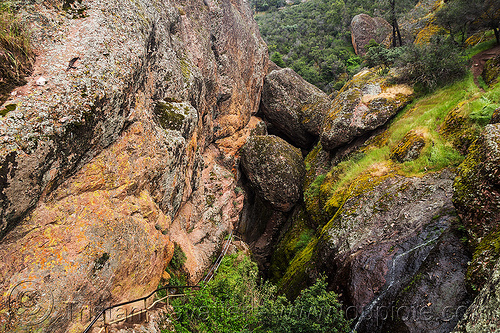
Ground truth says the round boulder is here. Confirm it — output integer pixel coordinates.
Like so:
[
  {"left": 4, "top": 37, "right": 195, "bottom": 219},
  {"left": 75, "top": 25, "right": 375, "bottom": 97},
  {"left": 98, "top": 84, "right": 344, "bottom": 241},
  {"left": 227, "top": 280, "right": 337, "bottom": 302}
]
[
  {"left": 350, "top": 14, "right": 391, "bottom": 56},
  {"left": 241, "top": 135, "right": 305, "bottom": 212},
  {"left": 260, "top": 68, "right": 331, "bottom": 149}
]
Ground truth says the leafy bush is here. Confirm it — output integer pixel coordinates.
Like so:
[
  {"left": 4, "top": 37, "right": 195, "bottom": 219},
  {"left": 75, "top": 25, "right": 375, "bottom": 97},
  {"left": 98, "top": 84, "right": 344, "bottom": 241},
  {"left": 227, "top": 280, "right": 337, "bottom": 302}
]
[
  {"left": 167, "top": 252, "right": 262, "bottom": 333},
  {"left": 396, "top": 38, "right": 469, "bottom": 91},
  {"left": 257, "top": 277, "right": 351, "bottom": 333},
  {"left": 165, "top": 254, "right": 350, "bottom": 333}
]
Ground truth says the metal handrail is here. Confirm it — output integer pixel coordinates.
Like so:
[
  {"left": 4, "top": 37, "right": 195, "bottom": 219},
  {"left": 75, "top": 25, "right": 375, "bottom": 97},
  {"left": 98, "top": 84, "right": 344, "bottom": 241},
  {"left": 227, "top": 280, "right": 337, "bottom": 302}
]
[
  {"left": 82, "top": 285, "right": 200, "bottom": 333},
  {"left": 83, "top": 230, "right": 234, "bottom": 333},
  {"left": 202, "top": 230, "right": 233, "bottom": 284}
]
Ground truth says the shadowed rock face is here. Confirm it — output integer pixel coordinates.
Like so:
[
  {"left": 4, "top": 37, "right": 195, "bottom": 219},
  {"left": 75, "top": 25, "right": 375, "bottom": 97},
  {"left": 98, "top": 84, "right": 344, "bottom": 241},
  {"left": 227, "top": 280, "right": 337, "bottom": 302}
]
[
  {"left": 320, "top": 69, "right": 413, "bottom": 151},
  {"left": 239, "top": 134, "right": 305, "bottom": 271},
  {"left": 260, "top": 68, "right": 332, "bottom": 149},
  {"left": 350, "top": 14, "right": 391, "bottom": 56},
  {"left": 0, "top": 0, "right": 267, "bottom": 331},
  {"left": 280, "top": 169, "right": 472, "bottom": 333}
]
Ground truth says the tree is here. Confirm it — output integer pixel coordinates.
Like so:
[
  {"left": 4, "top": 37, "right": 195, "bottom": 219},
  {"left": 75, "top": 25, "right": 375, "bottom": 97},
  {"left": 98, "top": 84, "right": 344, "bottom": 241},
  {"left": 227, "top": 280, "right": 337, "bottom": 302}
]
[
  {"left": 436, "top": 0, "right": 500, "bottom": 45},
  {"left": 270, "top": 51, "right": 286, "bottom": 68}
]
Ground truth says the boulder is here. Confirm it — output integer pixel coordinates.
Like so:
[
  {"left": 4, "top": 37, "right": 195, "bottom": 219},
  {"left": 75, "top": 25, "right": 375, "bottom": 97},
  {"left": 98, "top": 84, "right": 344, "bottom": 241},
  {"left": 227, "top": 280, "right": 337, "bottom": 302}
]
[
  {"left": 491, "top": 107, "right": 500, "bottom": 124},
  {"left": 350, "top": 14, "right": 392, "bottom": 56},
  {"left": 320, "top": 69, "right": 413, "bottom": 151},
  {"left": 260, "top": 68, "right": 332, "bottom": 149},
  {"left": 280, "top": 169, "right": 472, "bottom": 332},
  {"left": 240, "top": 135, "right": 305, "bottom": 212},
  {"left": 390, "top": 128, "right": 427, "bottom": 163},
  {"left": 482, "top": 54, "right": 500, "bottom": 86},
  {"left": 453, "top": 124, "right": 500, "bottom": 290}
]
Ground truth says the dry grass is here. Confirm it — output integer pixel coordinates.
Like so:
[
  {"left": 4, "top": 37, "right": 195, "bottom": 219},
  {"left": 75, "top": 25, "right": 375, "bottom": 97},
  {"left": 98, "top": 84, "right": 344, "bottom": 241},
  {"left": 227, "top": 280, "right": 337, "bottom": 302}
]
[{"left": 0, "top": 2, "right": 34, "bottom": 105}]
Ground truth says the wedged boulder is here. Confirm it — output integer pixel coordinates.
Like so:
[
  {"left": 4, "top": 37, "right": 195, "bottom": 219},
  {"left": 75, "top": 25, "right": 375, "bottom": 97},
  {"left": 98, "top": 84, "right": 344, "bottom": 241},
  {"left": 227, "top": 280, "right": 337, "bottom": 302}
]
[
  {"left": 350, "top": 14, "right": 391, "bottom": 56},
  {"left": 260, "top": 68, "right": 332, "bottom": 149},
  {"left": 320, "top": 69, "right": 413, "bottom": 151},
  {"left": 453, "top": 124, "right": 500, "bottom": 290},
  {"left": 240, "top": 135, "right": 305, "bottom": 212},
  {"left": 281, "top": 169, "right": 472, "bottom": 332}
]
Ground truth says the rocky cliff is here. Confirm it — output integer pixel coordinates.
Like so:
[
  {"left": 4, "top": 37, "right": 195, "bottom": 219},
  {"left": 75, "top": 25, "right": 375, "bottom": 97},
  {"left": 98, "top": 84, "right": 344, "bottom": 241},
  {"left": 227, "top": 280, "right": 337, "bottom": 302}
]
[{"left": 0, "top": 0, "right": 267, "bottom": 331}]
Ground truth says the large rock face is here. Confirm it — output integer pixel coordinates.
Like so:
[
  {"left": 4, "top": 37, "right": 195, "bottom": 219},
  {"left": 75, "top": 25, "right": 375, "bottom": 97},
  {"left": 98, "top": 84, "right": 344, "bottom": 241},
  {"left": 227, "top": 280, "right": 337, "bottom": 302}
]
[
  {"left": 260, "top": 68, "right": 332, "bottom": 148},
  {"left": 320, "top": 69, "right": 413, "bottom": 151},
  {"left": 280, "top": 169, "right": 472, "bottom": 333},
  {"left": 453, "top": 124, "right": 500, "bottom": 290},
  {"left": 453, "top": 259, "right": 500, "bottom": 333},
  {"left": 0, "top": 0, "right": 267, "bottom": 331},
  {"left": 350, "top": 14, "right": 392, "bottom": 56}
]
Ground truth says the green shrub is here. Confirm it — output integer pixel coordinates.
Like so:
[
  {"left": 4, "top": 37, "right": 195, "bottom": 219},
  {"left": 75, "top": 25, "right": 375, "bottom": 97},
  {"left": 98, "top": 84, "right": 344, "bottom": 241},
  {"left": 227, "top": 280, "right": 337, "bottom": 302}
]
[
  {"left": 167, "top": 252, "right": 262, "bottom": 333},
  {"left": 396, "top": 38, "right": 469, "bottom": 92},
  {"left": 257, "top": 277, "right": 351, "bottom": 333},
  {"left": 170, "top": 243, "right": 187, "bottom": 270}
]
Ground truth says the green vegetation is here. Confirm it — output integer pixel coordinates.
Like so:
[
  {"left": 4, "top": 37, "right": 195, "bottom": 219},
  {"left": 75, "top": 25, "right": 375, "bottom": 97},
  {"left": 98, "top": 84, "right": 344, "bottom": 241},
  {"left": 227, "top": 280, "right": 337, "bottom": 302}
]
[
  {"left": 170, "top": 243, "right": 187, "bottom": 271},
  {"left": 0, "top": 2, "right": 34, "bottom": 105},
  {"left": 254, "top": 0, "right": 419, "bottom": 92},
  {"left": 259, "top": 277, "right": 351, "bottom": 333},
  {"left": 164, "top": 252, "right": 349, "bottom": 333}
]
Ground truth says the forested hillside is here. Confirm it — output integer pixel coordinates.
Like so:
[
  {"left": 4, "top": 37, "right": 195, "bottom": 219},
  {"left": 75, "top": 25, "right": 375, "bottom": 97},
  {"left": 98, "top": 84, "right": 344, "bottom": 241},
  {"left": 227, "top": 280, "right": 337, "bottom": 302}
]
[{"left": 254, "top": 0, "right": 419, "bottom": 92}]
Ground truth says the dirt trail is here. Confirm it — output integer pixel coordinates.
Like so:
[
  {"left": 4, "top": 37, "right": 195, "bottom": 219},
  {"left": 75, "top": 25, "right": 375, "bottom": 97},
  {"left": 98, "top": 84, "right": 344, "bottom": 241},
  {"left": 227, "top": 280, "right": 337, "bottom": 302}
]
[{"left": 471, "top": 44, "right": 500, "bottom": 88}]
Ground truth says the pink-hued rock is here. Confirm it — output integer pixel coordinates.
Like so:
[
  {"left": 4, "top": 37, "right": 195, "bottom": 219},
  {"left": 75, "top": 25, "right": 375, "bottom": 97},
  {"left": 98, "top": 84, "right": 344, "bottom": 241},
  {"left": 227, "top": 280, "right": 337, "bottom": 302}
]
[
  {"left": 351, "top": 14, "right": 391, "bottom": 56},
  {"left": 0, "top": 0, "right": 268, "bottom": 331}
]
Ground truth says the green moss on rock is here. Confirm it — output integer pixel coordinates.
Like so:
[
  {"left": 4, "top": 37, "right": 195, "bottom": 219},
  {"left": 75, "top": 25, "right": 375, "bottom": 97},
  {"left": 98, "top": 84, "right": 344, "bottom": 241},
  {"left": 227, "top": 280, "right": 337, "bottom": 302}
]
[
  {"left": 390, "top": 128, "right": 426, "bottom": 163},
  {"left": 154, "top": 101, "right": 186, "bottom": 131},
  {"left": 482, "top": 55, "right": 500, "bottom": 86}
]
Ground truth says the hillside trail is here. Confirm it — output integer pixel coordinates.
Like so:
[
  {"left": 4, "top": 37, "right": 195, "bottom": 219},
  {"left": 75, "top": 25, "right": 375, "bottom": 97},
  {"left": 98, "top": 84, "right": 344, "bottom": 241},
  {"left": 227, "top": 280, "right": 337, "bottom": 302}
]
[{"left": 471, "top": 44, "right": 500, "bottom": 89}]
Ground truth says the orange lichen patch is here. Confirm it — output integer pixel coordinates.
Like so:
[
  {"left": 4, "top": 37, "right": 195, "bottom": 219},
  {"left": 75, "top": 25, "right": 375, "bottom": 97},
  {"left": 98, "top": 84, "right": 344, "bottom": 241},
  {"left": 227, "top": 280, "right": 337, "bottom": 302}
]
[
  {"left": 0, "top": 121, "right": 174, "bottom": 323},
  {"left": 361, "top": 85, "right": 414, "bottom": 104}
]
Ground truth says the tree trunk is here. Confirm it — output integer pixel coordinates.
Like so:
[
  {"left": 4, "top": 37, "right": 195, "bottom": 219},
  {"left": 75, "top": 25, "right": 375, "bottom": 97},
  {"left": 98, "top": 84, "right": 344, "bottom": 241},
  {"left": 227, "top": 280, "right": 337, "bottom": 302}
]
[
  {"left": 392, "top": 0, "right": 397, "bottom": 48},
  {"left": 395, "top": 18, "right": 402, "bottom": 46},
  {"left": 494, "top": 27, "right": 500, "bottom": 45}
]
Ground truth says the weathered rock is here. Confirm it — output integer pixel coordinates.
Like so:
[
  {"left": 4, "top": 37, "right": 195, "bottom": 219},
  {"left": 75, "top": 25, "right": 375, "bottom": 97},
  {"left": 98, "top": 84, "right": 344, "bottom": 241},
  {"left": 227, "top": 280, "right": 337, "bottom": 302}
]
[
  {"left": 453, "top": 259, "right": 500, "bottom": 333},
  {"left": 0, "top": 0, "right": 268, "bottom": 240},
  {"left": 390, "top": 128, "right": 427, "bottom": 163},
  {"left": 240, "top": 135, "right": 305, "bottom": 212},
  {"left": 0, "top": 122, "right": 179, "bottom": 332},
  {"left": 280, "top": 169, "right": 471, "bottom": 332},
  {"left": 0, "top": 0, "right": 268, "bottom": 331},
  {"left": 350, "top": 14, "right": 391, "bottom": 56},
  {"left": 320, "top": 69, "right": 413, "bottom": 151},
  {"left": 260, "top": 68, "right": 331, "bottom": 149},
  {"left": 453, "top": 124, "right": 500, "bottom": 290}
]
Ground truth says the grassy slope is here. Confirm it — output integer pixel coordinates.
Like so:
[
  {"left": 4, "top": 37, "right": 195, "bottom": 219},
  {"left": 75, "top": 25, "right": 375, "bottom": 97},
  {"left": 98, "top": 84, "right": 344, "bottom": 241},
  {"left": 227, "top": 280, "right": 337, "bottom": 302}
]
[{"left": 276, "top": 48, "right": 500, "bottom": 290}]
